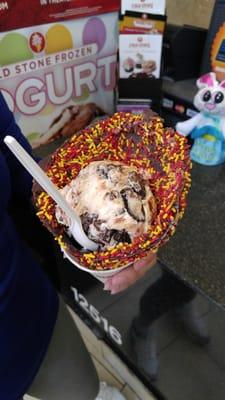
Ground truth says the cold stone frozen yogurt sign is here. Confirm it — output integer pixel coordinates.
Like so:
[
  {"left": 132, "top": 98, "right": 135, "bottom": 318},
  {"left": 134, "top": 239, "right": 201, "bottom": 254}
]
[
  {"left": 0, "top": 13, "right": 118, "bottom": 147},
  {"left": 0, "top": 45, "right": 116, "bottom": 114}
]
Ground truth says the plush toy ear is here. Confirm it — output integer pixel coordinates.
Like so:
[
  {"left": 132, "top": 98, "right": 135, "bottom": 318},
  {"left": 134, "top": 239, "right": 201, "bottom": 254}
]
[
  {"left": 219, "top": 80, "right": 225, "bottom": 89},
  {"left": 196, "top": 72, "right": 217, "bottom": 89}
]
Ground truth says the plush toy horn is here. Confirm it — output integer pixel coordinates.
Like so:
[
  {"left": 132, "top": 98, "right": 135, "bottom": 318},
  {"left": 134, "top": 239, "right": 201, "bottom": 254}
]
[{"left": 196, "top": 72, "right": 217, "bottom": 89}]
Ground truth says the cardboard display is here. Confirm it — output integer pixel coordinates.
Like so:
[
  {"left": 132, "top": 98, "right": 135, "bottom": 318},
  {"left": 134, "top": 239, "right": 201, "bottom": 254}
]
[
  {"left": 0, "top": 1, "right": 120, "bottom": 148},
  {"left": 0, "top": 0, "right": 120, "bottom": 31}
]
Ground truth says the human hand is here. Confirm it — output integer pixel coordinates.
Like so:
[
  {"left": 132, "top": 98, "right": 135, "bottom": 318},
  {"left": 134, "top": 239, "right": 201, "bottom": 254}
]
[{"left": 103, "top": 251, "right": 157, "bottom": 295}]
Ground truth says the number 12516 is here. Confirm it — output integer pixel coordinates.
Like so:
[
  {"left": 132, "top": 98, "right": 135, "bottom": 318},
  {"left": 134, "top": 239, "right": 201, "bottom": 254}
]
[{"left": 71, "top": 286, "right": 123, "bottom": 346}]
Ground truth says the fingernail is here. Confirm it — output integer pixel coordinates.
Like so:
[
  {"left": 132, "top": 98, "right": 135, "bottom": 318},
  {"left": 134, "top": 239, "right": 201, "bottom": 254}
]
[
  {"left": 104, "top": 282, "right": 111, "bottom": 291},
  {"left": 110, "top": 282, "right": 124, "bottom": 295},
  {"left": 110, "top": 288, "right": 119, "bottom": 295}
]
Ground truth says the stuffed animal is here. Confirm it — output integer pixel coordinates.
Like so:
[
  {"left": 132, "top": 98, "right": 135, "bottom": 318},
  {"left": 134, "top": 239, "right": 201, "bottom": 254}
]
[{"left": 176, "top": 72, "right": 225, "bottom": 166}]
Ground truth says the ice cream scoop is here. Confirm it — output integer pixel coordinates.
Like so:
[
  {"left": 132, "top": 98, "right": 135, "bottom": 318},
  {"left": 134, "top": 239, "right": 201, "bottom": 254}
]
[
  {"left": 55, "top": 160, "right": 156, "bottom": 249},
  {"left": 3, "top": 136, "right": 98, "bottom": 251}
]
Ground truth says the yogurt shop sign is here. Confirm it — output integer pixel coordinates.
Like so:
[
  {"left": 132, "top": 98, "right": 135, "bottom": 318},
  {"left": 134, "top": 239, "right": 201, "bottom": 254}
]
[
  {"left": 0, "top": 0, "right": 119, "bottom": 148},
  {"left": 0, "top": 43, "right": 115, "bottom": 113}
]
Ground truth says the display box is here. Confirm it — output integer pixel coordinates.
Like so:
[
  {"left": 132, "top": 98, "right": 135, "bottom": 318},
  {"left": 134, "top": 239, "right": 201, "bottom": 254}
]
[{"left": 118, "top": 4, "right": 165, "bottom": 105}]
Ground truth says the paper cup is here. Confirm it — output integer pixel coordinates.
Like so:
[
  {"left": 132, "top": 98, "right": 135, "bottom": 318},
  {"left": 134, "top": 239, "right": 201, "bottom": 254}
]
[{"left": 62, "top": 248, "right": 132, "bottom": 282}]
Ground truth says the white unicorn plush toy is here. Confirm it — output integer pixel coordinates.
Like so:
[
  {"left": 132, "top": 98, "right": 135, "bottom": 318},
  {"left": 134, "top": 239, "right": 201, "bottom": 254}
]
[{"left": 176, "top": 72, "right": 225, "bottom": 166}]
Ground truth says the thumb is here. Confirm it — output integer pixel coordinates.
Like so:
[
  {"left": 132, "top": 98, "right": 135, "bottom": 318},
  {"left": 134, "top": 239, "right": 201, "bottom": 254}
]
[{"left": 133, "top": 252, "right": 157, "bottom": 273}]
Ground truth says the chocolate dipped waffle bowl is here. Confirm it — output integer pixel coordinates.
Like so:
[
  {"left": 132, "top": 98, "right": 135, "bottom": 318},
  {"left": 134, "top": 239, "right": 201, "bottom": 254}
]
[{"left": 33, "top": 112, "right": 191, "bottom": 272}]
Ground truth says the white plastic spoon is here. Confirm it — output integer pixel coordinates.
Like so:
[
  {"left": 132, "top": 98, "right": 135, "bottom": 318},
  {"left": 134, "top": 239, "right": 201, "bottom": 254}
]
[{"left": 4, "top": 135, "right": 98, "bottom": 251}]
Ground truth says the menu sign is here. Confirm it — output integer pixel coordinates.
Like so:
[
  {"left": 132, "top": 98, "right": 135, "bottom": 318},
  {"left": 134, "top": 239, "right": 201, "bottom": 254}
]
[
  {"left": 0, "top": 1, "right": 119, "bottom": 148},
  {"left": 119, "top": 34, "right": 162, "bottom": 79}
]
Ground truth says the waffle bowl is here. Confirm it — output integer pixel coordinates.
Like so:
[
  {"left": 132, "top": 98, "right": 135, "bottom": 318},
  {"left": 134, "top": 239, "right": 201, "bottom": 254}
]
[{"left": 33, "top": 112, "right": 191, "bottom": 276}]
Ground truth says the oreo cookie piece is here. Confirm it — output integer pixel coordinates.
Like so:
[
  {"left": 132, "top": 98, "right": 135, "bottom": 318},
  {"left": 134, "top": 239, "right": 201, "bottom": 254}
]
[
  {"left": 121, "top": 188, "right": 145, "bottom": 222},
  {"left": 97, "top": 163, "right": 122, "bottom": 182},
  {"left": 80, "top": 212, "right": 131, "bottom": 247},
  {"left": 128, "top": 171, "right": 146, "bottom": 198}
]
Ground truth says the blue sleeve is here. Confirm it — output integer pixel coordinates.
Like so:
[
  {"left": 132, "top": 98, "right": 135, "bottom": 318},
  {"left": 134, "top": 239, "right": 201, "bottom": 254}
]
[{"left": 0, "top": 92, "right": 34, "bottom": 199}]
